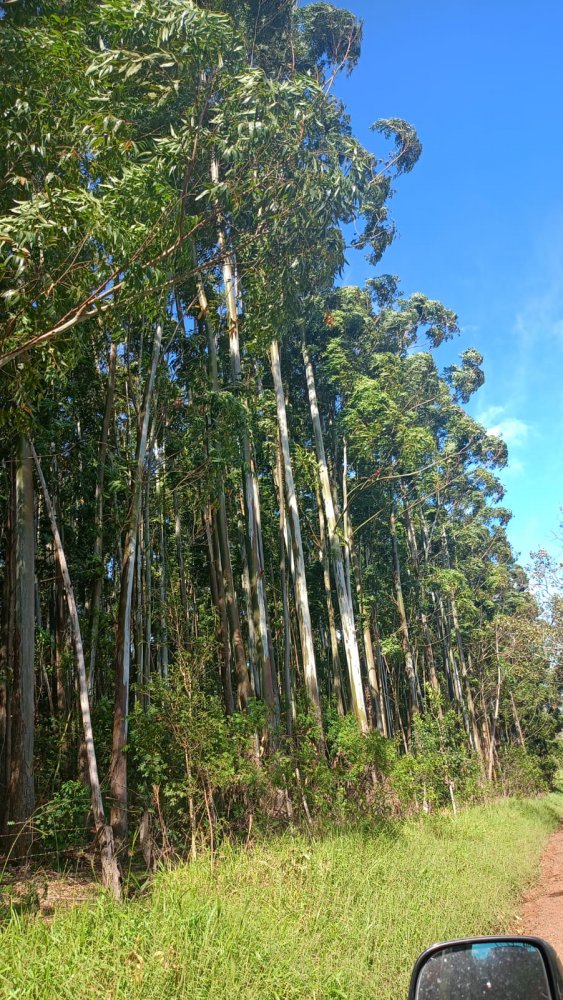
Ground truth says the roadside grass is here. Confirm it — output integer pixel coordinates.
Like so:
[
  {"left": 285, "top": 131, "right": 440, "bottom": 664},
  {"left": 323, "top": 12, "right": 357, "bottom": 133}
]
[{"left": 1, "top": 790, "right": 562, "bottom": 1000}]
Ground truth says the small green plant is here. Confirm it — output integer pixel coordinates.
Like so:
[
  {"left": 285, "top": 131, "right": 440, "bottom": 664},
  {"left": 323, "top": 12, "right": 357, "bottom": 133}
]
[{"left": 34, "top": 781, "right": 91, "bottom": 855}]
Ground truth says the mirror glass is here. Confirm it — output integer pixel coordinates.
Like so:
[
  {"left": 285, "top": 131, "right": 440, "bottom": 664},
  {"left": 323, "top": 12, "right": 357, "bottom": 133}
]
[{"left": 415, "top": 940, "right": 552, "bottom": 1000}]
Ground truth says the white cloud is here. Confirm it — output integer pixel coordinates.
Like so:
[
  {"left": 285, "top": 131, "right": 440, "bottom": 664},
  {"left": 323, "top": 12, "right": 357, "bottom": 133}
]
[
  {"left": 478, "top": 404, "right": 505, "bottom": 425},
  {"left": 487, "top": 417, "right": 530, "bottom": 446},
  {"left": 505, "top": 458, "right": 524, "bottom": 475},
  {"left": 476, "top": 405, "right": 531, "bottom": 446}
]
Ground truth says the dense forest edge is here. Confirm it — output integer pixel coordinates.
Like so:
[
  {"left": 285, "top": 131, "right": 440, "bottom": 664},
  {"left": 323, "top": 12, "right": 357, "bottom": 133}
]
[{"left": 0, "top": 0, "right": 562, "bottom": 900}]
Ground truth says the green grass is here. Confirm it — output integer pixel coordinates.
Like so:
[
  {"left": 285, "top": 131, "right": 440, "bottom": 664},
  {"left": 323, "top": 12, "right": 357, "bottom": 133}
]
[{"left": 1, "top": 791, "right": 562, "bottom": 1000}]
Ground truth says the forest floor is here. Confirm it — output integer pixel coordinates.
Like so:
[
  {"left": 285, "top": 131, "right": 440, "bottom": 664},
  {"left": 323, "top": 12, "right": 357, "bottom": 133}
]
[
  {"left": 1, "top": 793, "right": 562, "bottom": 999},
  {"left": 521, "top": 818, "right": 563, "bottom": 955}
]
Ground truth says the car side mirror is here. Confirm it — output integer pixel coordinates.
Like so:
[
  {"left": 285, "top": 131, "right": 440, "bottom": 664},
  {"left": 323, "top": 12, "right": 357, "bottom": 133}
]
[{"left": 409, "top": 936, "right": 563, "bottom": 999}]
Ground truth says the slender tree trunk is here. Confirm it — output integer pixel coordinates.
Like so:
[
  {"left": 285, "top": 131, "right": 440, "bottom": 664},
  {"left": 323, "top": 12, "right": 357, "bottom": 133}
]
[
  {"left": 280, "top": 497, "right": 293, "bottom": 735},
  {"left": 2, "top": 472, "right": 14, "bottom": 831},
  {"left": 143, "top": 477, "right": 152, "bottom": 697},
  {"left": 450, "top": 595, "right": 482, "bottom": 756},
  {"left": 173, "top": 489, "right": 189, "bottom": 620},
  {"left": 30, "top": 442, "right": 121, "bottom": 897},
  {"left": 205, "top": 505, "right": 235, "bottom": 715},
  {"left": 208, "top": 167, "right": 276, "bottom": 716},
  {"left": 488, "top": 627, "right": 502, "bottom": 782},
  {"left": 5, "top": 435, "right": 36, "bottom": 843},
  {"left": 390, "top": 507, "right": 418, "bottom": 722},
  {"left": 110, "top": 324, "right": 162, "bottom": 846},
  {"left": 192, "top": 245, "right": 252, "bottom": 710},
  {"left": 341, "top": 438, "right": 354, "bottom": 610},
  {"left": 402, "top": 500, "right": 442, "bottom": 711},
  {"left": 372, "top": 610, "right": 390, "bottom": 738},
  {"left": 88, "top": 340, "right": 117, "bottom": 699},
  {"left": 439, "top": 526, "right": 481, "bottom": 755},
  {"left": 303, "top": 346, "right": 367, "bottom": 731},
  {"left": 349, "top": 538, "right": 384, "bottom": 734},
  {"left": 240, "top": 529, "right": 260, "bottom": 697},
  {"left": 134, "top": 524, "right": 144, "bottom": 706},
  {"left": 216, "top": 492, "right": 253, "bottom": 710},
  {"left": 273, "top": 437, "right": 295, "bottom": 729},
  {"left": 154, "top": 441, "right": 168, "bottom": 680},
  {"left": 316, "top": 488, "right": 344, "bottom": 717},
  {"left": 270, "top": 338, "right": 322, "bottom": 730},
  {"left": 510, "top": 693, "right": 525, "bottom": 747}
]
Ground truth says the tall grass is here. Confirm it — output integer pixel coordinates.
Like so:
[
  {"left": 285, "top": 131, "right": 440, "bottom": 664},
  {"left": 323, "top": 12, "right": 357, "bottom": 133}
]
[{"left": 1, "top": 792, "right": 562, "bottom": 1000}]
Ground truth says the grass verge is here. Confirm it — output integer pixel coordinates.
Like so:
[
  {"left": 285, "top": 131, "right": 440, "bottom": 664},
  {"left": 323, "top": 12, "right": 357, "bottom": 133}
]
[{"left": 1, "top": 790, "right": 562, "bottom": 1000}]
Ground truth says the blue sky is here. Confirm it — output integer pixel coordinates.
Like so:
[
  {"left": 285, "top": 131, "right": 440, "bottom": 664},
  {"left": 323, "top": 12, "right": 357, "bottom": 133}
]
[{"left": 332, "top": 0, "right": 563, "bottom": 565}]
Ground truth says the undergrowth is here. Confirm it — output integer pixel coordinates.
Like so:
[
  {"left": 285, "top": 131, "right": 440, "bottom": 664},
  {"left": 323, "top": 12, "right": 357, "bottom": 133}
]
[{"left": 1, "top": 788, "right": 562, "bottom": 1000}]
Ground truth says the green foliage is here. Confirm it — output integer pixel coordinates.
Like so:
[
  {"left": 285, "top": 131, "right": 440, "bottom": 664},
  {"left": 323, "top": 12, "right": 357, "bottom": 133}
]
[
  {"left": 34, "top": 781, "right": 91, "bottom": 854},
  {"left": 392, "top": 708, "right": 481, "bottom": 810},
  {"left": 128, "top": 662, "right": 263, "bottom": 847},
  {"left": 497, "top": 745, "right": 561, "bottom": 796}
]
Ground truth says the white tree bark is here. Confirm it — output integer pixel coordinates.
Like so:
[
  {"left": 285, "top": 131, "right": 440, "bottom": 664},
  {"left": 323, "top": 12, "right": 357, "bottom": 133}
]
[
  {"left": 30, "top": 441, "right": 121, "bottom": 898},
  {"left": 303, "top": 347, "right": 368, "bottom": 732},
  {"left": 110, "top": 323, "right": 162, "bottom": 844},
  {"left": 270, "top": 338, "right": 322, "bottom": 729},
  {"left": 209, "top": 162, "right": 276, "bottom": 717}
]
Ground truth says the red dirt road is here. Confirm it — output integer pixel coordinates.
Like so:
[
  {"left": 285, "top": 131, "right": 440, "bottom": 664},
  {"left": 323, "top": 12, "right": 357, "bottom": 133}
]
[{"left": 521, "top": 823, "right": 563, "bottom": 959}]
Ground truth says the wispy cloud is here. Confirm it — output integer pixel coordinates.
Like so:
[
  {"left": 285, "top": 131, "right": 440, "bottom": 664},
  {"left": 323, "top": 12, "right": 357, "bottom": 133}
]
[
  {"left": 475, "top": 406, "right": 531, "bottom": 476},
  {"left": 487, "top": 417, "right": 530, "bottom": 446},
  {"left": 505, "top": 457, "right": 524, "bottom": 476},
  {"left": 477, "top": 405, "right": 530, "bottom": 445}
]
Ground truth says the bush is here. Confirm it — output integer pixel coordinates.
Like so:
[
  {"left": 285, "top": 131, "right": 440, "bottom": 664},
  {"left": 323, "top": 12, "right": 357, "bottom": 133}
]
[
  {"left": 390, "top": 707, "right": 481, "bottom": 811},
  {"left": 127, "top": 660, "right": 264, "bottom": 852},
  {"left": 496, "top": 745, "right": 553, "bottom": 796},
  {"left": 34, "top": 781, "right": 91, "bottom": 854}
]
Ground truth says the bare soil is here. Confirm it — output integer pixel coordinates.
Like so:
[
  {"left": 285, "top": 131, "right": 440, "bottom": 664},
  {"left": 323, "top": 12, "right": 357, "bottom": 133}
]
[
  {"left": 520, "top": 822, "right": 563, "bottom": 958},
  {"left": 1, "top": 867, "right": 100, "bottom": 918}
]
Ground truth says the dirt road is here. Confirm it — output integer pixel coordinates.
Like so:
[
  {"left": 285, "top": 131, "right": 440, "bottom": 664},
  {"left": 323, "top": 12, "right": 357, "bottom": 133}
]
[{"left": 521, "top": 823, "right": 563, "bottom": 958}]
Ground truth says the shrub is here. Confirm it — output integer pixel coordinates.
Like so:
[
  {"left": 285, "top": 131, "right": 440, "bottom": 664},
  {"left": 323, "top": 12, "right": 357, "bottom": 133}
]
[{"left": 34, "top": 781, "right": 91, "bottom": 854}]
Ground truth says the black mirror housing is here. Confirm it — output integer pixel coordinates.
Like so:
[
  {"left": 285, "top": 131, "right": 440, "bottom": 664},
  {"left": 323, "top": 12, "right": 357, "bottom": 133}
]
[{"left": 409, "top": 936, "right": 563, "bottom": 1000}]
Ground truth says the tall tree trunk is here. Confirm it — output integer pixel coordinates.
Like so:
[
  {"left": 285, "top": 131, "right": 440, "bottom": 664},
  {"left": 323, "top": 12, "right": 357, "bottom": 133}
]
[
  {"left": 303, "top": 346, "right": 367, "bottom": 731},
  {"left": 390, "top": 507, "right": 418, "bottom": 723},
  {"left": 30, "top": 441, "right": 121, "bottom": 897},
  {"left": 280, "top": 491, "right": 294, "bottom": 735},
  {"left": 192, "top": 243, "right": 253, "bottom": 710},
  {"left": 208, "top": 167, "right": 276, "bottom": 718},
  {"left": 270, "top": 338, "right": 322, "bottom": 730},
  {"left": 5, "top": 435, "right": 36, "bottom": 843},
  {"left": 154, "top": 441, "right": 168, "bottom": 680},
  {"left": 205, "top": 505, "right": 235, "bottom": 715},
  {"left": 402, "top": 499, "right": 442, "bottom": 710},
  {"left": 488, "top": 626, "right": 502, "bottom": 782},
  {"left": 143, "top": 477, "right": 152, "bottom": 697},
  {"left": 315, "top": 486, "right": 344, "bottom": 717},
  {"left": 88, "top": 339, "right": 117, "bottom": 699},
  {"left": 134, "top": 524, "right": 144, "bottom": 707},
  {"left": 2, "top": 463, "right": 15, "bottom": 831},
  {"left": 510, "top": 693, "right": 525, "bottom": 747},
  {"left": 349, "top": 538, "right": 385, "bottom": 734},
  {"left": 273, "top": 436, "right": 296, "bottom": 729},
  {"left": 110, "top": 323, "right": 162, "bottom": 847},
  {"left": 440, "top": 526, "right": 482, "bottom": 756},
  {"left": 173, "top": 489, "right": 189, "bottom": 620},
  {"left": 341, "top": 438, "right": 354, "bottom": 610},
  {"left": 372, "top": 610, "right": 391, "bottom": 738}
]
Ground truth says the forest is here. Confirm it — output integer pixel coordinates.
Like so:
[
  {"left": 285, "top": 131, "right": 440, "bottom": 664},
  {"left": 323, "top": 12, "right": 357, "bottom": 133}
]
[{"left": 1, "top": 0, "right": 562, "bottom": 900}]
